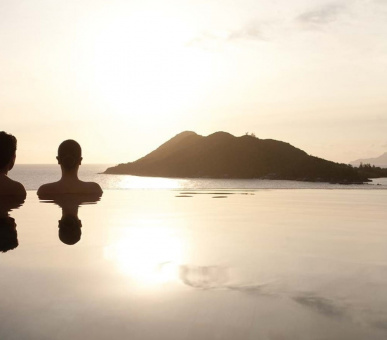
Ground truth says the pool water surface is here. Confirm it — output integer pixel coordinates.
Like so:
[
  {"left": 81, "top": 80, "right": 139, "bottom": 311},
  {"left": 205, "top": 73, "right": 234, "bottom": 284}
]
[{"left": 1, "top": 189, "right": 387, "bottom": 340}]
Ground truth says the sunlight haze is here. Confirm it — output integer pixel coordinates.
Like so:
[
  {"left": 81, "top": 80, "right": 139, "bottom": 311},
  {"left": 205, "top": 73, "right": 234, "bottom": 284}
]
[{"left": 1, "top": 0, "right": 387, "bottom": 164}]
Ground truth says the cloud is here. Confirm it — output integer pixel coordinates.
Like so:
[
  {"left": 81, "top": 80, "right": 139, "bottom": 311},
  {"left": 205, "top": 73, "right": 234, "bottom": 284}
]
[
  {"left": 373, "top": 320, "right": 387, "bottom": 331},
  {"left": 188, "top": 2, "right": 347, "bottom": 49},
  {"left": 297, "top": 3, "right": 346, "bottom": 27},
  {"left": 186, "top": 31, "right": 225, "bottom": 50},
  {"left": 293, "top": 294, "right": 346, "bottom": 319},
  {"left": 188, "top": 2, "right": 352, "bottom": 49},
  {"left": 227, "top": 22, "right": 265, "bottom": 41},
  {"left": 186, "top": 21, "right": 266, "bottom": 49}
]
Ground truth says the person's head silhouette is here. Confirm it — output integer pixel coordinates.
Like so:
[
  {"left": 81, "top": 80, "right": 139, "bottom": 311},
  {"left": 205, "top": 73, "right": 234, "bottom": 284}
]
[
  {"left": 57, "top": 140, "right": 83, "bottom": 171},
  {"left": 0, "top": 132, "right": 17, "bottom": 173},
  {"left": 0, "top": 132, "right": 26, "bottom": 197}
]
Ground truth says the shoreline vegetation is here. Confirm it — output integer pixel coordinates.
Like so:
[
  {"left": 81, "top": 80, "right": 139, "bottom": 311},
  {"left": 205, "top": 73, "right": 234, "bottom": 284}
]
[{"left": 103, "top": 131, "right": 387, "bottom": 184}]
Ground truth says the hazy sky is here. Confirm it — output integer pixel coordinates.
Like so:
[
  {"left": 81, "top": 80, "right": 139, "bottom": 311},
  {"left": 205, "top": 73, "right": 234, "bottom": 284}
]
[{"left": 2, "top": 0, "right": 387, "bottom": 164}]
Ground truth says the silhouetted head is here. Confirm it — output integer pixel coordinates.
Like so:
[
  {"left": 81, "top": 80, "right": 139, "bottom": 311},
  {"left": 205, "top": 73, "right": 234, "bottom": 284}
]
[
  {"left": 58, "top": 215, "right": 82, "bottom": 245},
  {"left": 57, "top": 140, "right": 82, "bottom": 171},
  {"left": 0, "top": 131, "right": 17, "bottom": 172},
  {"left": 0, "top": 217, "right": 18, "bottom": 252}
]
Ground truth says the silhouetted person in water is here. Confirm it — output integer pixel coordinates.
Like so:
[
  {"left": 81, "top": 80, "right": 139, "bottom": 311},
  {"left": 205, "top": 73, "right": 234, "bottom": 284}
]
[
  {"left": 37, "top": 140, "right": 103, "bottom": 195},
  {"left": 0, "top": 132, "right": 26, "bottom": 198}
]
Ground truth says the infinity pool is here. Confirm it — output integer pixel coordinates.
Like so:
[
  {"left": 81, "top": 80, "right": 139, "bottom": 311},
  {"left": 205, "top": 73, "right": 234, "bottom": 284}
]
[{"left": 1, "top": 190, "right": 387, "bottom": 340}]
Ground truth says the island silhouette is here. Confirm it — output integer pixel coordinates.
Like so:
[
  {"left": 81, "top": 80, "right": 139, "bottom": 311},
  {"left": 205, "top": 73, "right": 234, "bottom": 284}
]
[
  {"left": 350, "top": 152, "right": 387, "bottom": 168},
  {"left": 104, "top": 131, "right": 370, "bottom": 184}
]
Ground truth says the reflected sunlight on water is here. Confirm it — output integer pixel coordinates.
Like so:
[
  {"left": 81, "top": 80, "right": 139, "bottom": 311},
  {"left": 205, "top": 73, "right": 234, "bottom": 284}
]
[
  {"left": 114, "top": 176, "right": 182, "bottom": 190},
  {"left": 103, "top": 220, "right": 184, "bottom": 286}
]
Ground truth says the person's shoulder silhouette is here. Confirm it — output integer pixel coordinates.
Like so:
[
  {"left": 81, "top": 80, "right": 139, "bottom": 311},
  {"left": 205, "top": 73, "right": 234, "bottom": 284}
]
[
  {"left": 37, "top": 140, "right": 103, "bottom": 196},
  {"left": 0, "top": 132, "right": 26, "bottom": 198}
]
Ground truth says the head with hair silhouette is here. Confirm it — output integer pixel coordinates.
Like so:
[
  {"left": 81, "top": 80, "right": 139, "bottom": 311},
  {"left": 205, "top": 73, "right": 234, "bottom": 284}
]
[
  {"left": 0, "top": 131, "right": 17, "bottom": 173},
  {"left": 58, "top": 215, "right": 82, "bottom": 245},
  {"left": 57, "top": 140, "right": 82, "bottom": 171},
  {"left": 0, "top": 132, "right": 26, "bottom": 198}
]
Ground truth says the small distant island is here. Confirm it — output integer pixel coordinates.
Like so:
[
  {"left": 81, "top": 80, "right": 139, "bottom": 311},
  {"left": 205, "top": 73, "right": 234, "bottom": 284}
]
[
  {"left": 350, "top": 152, "right": 387, "bottom": 168},
  {"left": 104, "top": 131, "right": 384, "bottom": 184}
]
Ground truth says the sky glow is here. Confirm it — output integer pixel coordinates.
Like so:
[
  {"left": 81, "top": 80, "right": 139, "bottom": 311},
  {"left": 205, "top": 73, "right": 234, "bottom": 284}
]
[{"left": 1, "top": 0, "right": 387, "bottom": 164}]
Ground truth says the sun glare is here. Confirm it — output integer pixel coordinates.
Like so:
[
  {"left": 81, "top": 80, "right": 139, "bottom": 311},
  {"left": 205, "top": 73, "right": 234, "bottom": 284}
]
[
  {"left": 78, "top": 9, "right": 214, "bottom": 123},
  {"left": 104, "top": 222, "right": 184, "bottom": 287},
  {"left": 114, "top": 176, "right": 181, "bottom": 189}
]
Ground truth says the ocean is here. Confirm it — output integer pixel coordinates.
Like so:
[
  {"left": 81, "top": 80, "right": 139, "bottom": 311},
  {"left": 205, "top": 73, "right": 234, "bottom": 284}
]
[{"left": 10, "top": 164, "right": 387, "bottom": 190}]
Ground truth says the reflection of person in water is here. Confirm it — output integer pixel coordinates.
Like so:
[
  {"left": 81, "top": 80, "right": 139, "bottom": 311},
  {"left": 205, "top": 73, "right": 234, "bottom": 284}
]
[
  {"left": 0, "top": 196, "right": 24, "bottom": 253},
  {"left": 58, "top": 196, "right": 83, "bottom": 245},
  {"left": 37, "top": 140, "right": 103, "bottom": 195},
  {"left": 39, "top": 194, "right": 101, "bottom": 246},
  {"left": 0, "top": 131, "right": 26, "bottom": 198}
]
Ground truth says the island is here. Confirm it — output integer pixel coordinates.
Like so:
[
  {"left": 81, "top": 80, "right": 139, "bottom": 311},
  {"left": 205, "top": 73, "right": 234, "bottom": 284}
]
[
  {"left": 350, "top": 152, "right": 387, "bottom": 168},
  {"left": 104, "top": 131, "right": 370, "bottom": 184}
]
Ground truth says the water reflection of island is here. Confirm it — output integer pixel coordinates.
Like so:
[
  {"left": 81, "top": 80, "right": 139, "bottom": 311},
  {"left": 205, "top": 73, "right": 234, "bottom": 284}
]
[
  {"left": 38, "top": 194, "right": 101, "bottom": 246},
  {"left": 0, "top": 196, "right": 25, "bottom": 253}
]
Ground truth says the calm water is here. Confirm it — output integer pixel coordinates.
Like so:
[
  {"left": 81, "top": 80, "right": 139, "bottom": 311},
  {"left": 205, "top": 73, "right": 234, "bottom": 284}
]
[
  {"left": 1, "top": 189, "right": 387, "bottom": 339},
  {"left": 10, "top": 164, "right": 387, "bottom": 190}
]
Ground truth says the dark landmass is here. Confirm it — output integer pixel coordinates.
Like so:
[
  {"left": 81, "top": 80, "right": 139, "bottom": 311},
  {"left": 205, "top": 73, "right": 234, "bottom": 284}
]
[
  {"left": 355, "top": 163, "right": 387, "bottom": 179},
  {"left": 104, "top": 131, "right": 371, "bottom": 184},
  {"left": 350, "top": 152, "right": 387, "bottom": 168}
]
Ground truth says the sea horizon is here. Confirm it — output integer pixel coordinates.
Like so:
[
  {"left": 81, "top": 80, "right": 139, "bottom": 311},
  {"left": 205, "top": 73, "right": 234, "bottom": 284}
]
[{"left": 9, "top": 164, "right": 387, "bottom": 191}]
